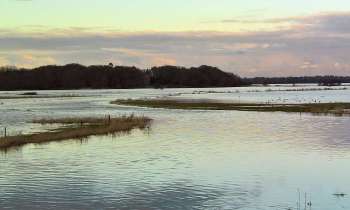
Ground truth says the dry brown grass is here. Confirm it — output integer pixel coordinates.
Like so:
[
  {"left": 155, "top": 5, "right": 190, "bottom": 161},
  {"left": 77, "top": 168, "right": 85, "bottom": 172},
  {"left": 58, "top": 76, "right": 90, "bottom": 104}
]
[{"left": 0, "top": 115, "right": 152, "bottom": 150}]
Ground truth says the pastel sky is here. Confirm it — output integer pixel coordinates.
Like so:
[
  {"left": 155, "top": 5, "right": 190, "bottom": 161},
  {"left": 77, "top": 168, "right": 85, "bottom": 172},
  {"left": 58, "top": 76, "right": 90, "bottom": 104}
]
[{"left": 1, "top": 0, "right": 350, "bottom": 76}]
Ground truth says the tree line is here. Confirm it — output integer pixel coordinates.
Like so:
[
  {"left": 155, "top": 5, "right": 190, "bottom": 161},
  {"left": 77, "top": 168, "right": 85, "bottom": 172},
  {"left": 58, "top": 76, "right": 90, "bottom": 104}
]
[
  {"left": 245, "top": 76, "right": 350, "bottom": 86},
  {"left": 0, "top": 64, "right": 246, "bottom": 90},
  {"left": 1, "top": 64, "right": 348, "bottom": 90}
]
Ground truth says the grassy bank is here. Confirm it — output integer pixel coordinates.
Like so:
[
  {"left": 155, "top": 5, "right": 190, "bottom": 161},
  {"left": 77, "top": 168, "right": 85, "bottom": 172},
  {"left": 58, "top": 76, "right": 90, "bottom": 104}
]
[
  {"left": 113, "top": 99, "right": 350, "bottom": 116},
  {"left": 0, "top": 115, "right": 152, "bottom": 150}
]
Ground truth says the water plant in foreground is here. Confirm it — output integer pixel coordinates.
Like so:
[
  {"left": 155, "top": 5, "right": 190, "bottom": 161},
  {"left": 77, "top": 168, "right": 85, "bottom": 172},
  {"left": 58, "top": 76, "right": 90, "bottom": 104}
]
[{"left": 0, "top": 115, "right": 152, "bottom": 150}]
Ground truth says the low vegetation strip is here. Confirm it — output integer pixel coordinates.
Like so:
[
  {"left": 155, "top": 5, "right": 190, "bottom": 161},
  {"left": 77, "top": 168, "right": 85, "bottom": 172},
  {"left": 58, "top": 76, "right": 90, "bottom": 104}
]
[
  {"left": 0, "top": 115, "right": 152, "bottom": 150},
  {"left": 113, "top": 99, "right": 350, "bottom": 116},
  {"left": 0, "top": 94, "right": 83, "bottom": 100}
]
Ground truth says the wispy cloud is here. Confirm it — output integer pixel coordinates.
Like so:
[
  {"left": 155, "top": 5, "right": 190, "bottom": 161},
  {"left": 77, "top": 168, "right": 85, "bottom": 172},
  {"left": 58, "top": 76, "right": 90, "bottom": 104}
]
[
  {"left": 1, "top": 12, "right": 350, "bottom": 76},
  {"left": 221, "top": 12, "right": 350, "bottom": 34}
]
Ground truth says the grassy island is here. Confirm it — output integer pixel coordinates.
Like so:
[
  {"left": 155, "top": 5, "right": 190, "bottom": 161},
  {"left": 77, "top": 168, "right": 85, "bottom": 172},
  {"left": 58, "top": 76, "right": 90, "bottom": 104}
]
[
  {"left": 113, "top": 99, "right": 350, "bottom": 116},
  {"left": 0, "top": 115, "right": 151, "bottom": 150}
]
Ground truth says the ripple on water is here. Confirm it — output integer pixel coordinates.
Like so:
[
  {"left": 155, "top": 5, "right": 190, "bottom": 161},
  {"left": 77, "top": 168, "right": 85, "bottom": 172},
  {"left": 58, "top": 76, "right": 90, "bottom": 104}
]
[{"left": 1, "top": 88, "right": 350, "bottom": 210}]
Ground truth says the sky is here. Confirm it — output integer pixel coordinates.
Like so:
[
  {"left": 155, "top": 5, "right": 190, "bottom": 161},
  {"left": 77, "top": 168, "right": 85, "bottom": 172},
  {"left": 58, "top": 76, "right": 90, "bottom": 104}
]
[{"left": 1, "top": 0, "right": 350, "bottom": 76}]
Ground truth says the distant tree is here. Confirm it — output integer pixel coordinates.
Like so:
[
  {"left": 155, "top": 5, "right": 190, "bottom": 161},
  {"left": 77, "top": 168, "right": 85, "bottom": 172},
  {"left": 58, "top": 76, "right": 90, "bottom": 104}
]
[
  {"left": 244, "top": 76, "right": 350, "bottom": 85},
  {"left": 0, "top": 64, "right": 248, "bottom": 90},
  {"left": 0, "top": 64, "right": 149, "bottom": 90},
  {"left": 318, "top": 76, "right": 342, "bottom": 86},
  {"left": 0, "top": 66, "right": 18, "bottom": 71},
  {"left": 1, "top": 64, "right": 349, "bottom": 90},
  {"left": 148, "top": 65, "right": 246, "bottom": 88}
]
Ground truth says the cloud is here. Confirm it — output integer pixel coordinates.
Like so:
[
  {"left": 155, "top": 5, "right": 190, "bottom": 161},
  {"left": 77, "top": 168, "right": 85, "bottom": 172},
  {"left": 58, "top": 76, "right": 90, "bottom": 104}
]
[
  {"left": 100, "top": 47, "right": 176, "bottom": 66},
  {"left": 222, "top": 12, "right": 350, "bottom": 35},
  {"left": 0, "top": 56, "right": 10, "bottom": 66},
  {"left": 299, "top": 60, "right": 319, "bottom": 71},
  {"left": 1, "top": 12, "right": 350, "bottom": 76},
  {"left": 20, "top": 53, "right": 56, "bottom": 68},
  {"left": 0, "top": 50, "right": 57, "bottom": 68}
]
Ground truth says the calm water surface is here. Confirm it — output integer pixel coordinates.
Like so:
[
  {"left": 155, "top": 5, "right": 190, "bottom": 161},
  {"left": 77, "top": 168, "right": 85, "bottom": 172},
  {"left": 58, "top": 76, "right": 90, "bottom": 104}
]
[{"left": 1, "top": 86, "right": 350, "bottom": 210}]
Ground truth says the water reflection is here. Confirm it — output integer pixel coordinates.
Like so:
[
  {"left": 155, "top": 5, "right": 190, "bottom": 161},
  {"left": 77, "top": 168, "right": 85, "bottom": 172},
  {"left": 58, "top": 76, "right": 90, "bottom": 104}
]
[
  {"left": 0, "top": 178, "right": 263, "bottom": 210},
  {"left": 1, "top": 88, "right": 350, "bottom": 209}
]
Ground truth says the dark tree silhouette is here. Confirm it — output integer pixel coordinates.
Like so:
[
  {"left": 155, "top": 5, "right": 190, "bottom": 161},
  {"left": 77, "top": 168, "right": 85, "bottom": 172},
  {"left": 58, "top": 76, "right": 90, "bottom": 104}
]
[
  {"left": 148, "top": 65, "right": 246, "bottom": 88},
  {"left": 0, "top": 64, "right": 245, "bottom": 90},
  {"left": 245, "top": 76, "right": 350, "bottom": 86},
  {"left": 1, "top": 64, "right": 347, "bottom": 90},
  {"left": 0, "top": 64, "right": 149, "bottom": 90}
]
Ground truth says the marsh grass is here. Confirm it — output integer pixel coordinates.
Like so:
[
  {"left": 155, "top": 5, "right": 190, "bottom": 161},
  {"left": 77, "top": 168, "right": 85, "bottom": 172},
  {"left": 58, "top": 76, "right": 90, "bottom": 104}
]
[
  {"left": 113, "top": 99, "right": 350, "bottom": 116},
  {"left": 0, "top": 115, "right": 152, "bottom": 150}
]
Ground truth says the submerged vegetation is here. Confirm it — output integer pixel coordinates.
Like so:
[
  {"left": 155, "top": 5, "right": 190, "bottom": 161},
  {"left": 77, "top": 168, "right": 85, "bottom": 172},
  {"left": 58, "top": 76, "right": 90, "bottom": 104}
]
[
  {"left": 113, "top": 99, "right": 350, "bottom": 116},
  {"left": 0, "top": 115, "right": 152, "bottom": 150}
]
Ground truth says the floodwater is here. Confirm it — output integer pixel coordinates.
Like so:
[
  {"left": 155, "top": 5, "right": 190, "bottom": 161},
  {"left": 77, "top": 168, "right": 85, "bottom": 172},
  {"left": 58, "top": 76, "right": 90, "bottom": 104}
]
[{"left": 1, "top": 85, "right": 350, "bottom": 210}]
